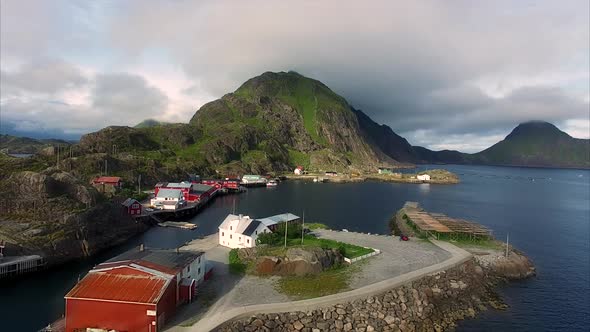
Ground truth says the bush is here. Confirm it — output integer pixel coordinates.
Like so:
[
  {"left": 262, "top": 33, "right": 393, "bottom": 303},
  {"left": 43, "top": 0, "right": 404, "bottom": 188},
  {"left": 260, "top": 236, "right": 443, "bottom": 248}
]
[
  {"left": 228, "top": 249, "right": 247, "bottom": 274},
  {"left": 256, "top": 231, "right": 281, "bottom": 246}
]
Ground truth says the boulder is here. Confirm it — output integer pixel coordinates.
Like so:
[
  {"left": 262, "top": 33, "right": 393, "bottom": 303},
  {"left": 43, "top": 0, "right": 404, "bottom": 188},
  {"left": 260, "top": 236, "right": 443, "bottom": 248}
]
[{"left": 255, "top": 247, "right": 344, "bottom": 276}]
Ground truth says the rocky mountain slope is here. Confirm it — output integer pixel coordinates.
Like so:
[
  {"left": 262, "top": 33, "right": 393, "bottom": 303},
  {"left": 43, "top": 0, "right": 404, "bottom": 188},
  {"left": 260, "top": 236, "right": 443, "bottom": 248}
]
[
  {"left": 0, "top": 134, "right": 71, "bottom": 154},
  {"left": 0, "top": 169, "right": 148, "bottom": 264}
]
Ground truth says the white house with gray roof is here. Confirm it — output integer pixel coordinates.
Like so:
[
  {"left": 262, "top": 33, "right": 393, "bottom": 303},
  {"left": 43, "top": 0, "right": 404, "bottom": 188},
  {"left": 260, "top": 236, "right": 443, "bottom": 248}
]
[
  {"left": 218, "top": 213, "right": 301, "bottom": 248},
  {"left": 150, "top": 188, "right": 186, "bottom": 210},
  {"left": 218, "top": 214, "right": 271, "bottom": 248}
]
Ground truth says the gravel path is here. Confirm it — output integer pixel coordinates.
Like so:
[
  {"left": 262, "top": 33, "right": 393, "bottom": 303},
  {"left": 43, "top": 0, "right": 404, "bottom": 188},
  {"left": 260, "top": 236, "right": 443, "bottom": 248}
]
[
  {"left": 166, "top": 231, "right": 467, "bottom": 332},
  {"left": 312, "top": 229, "right": 451, "bottom": 288}
]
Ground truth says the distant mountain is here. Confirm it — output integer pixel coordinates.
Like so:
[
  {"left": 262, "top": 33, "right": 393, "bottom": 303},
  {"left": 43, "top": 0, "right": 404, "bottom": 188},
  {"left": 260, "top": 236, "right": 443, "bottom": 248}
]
[
  {"left": 354, "top": 114, "right": 589, "bottom": 168},
  {"left": 0, "top": 134, "right": 71, "bottom": 154},
  {"left": 134, "top": 119, "right": 170, "bottom": 128},
  {"left": 469, "top": 121, "right": 589, "bottom": 168}
]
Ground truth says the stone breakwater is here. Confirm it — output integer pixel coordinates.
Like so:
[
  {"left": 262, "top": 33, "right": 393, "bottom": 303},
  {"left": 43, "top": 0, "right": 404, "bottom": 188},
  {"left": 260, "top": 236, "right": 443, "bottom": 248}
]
[{"left": 216, "top": 258, "right": 510, "bottom": 332}]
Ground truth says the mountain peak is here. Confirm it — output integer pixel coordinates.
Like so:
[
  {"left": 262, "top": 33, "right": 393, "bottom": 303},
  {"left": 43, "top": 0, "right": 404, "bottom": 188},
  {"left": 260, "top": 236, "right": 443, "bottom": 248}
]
[{"left": 505, "top": 120, "right": 570, "bottom": 140}]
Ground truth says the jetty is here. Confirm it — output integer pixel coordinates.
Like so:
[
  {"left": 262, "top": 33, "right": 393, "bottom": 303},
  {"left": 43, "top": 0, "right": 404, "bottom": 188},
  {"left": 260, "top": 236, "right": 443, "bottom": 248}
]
[
  {"left": 400, "top": 202, "right": 492, "bottom": 240},
  {"left": 158, "top": 221, "right": 198, "bottom": 230}
]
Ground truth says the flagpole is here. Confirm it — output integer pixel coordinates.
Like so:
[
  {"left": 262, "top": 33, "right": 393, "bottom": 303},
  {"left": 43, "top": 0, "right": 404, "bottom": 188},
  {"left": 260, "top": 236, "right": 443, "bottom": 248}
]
[{"left": 301, "top": 211, "right": 305, "bottom": 245}]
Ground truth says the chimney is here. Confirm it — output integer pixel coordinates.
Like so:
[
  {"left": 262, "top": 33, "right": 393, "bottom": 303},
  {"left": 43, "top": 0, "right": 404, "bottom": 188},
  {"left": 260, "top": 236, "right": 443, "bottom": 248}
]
[
  {"left": 139, "top": 243, "right": 144, "bottom": 252},
  {"left": 239, "top": 214, "right": 243, "bottom": 219},
  {"left": 176, "top": 247, "right": 180, "bottom": 254}
]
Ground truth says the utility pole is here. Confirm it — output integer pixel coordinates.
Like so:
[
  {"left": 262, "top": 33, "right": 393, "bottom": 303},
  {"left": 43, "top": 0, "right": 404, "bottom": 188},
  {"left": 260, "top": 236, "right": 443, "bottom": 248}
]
[
  {"left": 138, "top": 174, "right": 142, "bottom": 194},
  {"left": 104, "top": 159, "right": 108, "bottom": 175},
  {"left": 284, "top": 219, "right": 288, "bottom": 249},
  {"left": 301, "top": 211, "right": 305, "bottom": 245},
  {"left": 56, "top": 145, "right": 60, "bottom": 169},
  {"left": 505, "top": 233, "right": 509, "bottom": 258}
]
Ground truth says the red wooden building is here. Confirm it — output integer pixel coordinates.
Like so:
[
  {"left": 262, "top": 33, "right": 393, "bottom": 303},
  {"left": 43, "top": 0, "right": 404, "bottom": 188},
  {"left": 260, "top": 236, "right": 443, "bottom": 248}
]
[
  {"left": 64, "top": 247, "right": 207, "bottom": 332},
  {"left": 154, "top": 182, "right": 216, "bottom": 202},
  {"left": 121, "top": 198, "right": 142, "bottom": 215}
]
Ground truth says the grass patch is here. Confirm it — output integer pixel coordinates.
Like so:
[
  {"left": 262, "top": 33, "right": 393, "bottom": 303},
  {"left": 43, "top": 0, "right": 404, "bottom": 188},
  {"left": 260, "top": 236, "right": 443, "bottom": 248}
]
[
  {"left": 305, "top": 222, "right": 328, "bottom": 230},
  {"left": 228, "top": 249, "right": 247, "bottom": 274},
  {"left": 276, "top": 266, "right": 350, "bottom": 299},
  {"left": 445, "top": 237, "right": 504, "bottom": 250},
  {"left": 286, "top": 235, "right": 373, "bottom": 259},
  {"left": 287, "top": 148, "right": 310, "bottom": 168}
]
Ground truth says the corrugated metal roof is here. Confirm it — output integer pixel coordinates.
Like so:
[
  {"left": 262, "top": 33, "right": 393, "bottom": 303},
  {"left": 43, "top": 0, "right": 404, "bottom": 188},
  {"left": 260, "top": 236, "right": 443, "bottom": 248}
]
[
  {"left": 121, "top": 198, "right": 139, "bottom": 207},
  {"left": 93, "top": 176, "right": 121, "bottom": 183},
  {"left": 166, "top": 182, "right": 192, "bottom": 188},
  {"left": 156, "top": 188, "right": 184, "bottom": 199},
  {"left": 192, "top": 184, "right": 214, "bottom": 194},
  {"left": 65, "top": 270, "right": 169, "bottom": 304},
  {"left": 257, "top": 213, "right": 300, "bottom": 227},
  {"left": 101, "top": 248, "right": 204, "bottom": 274}
]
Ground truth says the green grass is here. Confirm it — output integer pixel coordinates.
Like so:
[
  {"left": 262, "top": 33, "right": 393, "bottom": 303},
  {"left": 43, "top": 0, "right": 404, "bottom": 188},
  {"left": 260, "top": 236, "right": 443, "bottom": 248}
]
[
  {"left": 276, "top": 266, "right": 350, "bottom": 299},
  {"left": 305, "top": 223, "right": 328, "bottom": 230},
  {"left": 286, "top": 235, "right": 373, "bottom": 259},
  {"left": 444, "top": 237, "right": 504, "bottom": 250},
  {"left": 228, "top": 249, "right": 247, "bottom": 274},
  {"left": 287, "top": 148, "right": 310, "bottom": 168}
]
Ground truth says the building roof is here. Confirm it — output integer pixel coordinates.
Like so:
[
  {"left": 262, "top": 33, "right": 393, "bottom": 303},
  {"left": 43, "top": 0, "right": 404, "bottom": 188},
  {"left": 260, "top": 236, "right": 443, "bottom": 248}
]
[
  {"left": 192, "top": 183, "right": 214, "bottom": 194},
  {"left": 166, "top": 182, "right": 192, "bottom": 189},
  {"left": 121, "top": 198, "right": 140, "bottom": 207},
  {"left": 93, "top": 176, "right": 121, "bottom": 184},
  {"left": 101, "top": 248, "right": 204, "bottom": 275},
  {"left": 65, "top": 269, "right": 170, "bottom": 304},
  {"left": 242, "top": 219, "right": 262, "bottom": 236},
  {"left": 156, "top": 188, "right": 184, "bottom": 199},
  {"left": 256, "top": 213, "right": 300, "bottom": 227}
]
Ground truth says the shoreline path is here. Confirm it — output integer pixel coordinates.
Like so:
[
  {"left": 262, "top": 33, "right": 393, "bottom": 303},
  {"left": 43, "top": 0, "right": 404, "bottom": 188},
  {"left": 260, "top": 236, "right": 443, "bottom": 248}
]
[{"left": 166, "top": 230, "right": 472, "bottom": 332}]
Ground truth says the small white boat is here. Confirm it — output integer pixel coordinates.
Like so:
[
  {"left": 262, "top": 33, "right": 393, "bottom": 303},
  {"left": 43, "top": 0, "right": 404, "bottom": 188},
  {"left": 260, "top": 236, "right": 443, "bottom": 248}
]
[{"left": 266, "top": 180, "right": 278, "bottom": 187}]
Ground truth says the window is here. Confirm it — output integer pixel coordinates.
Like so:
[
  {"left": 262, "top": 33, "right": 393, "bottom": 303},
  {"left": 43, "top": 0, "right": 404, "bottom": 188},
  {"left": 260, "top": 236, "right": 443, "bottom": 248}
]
[
  {"left": 247, "top": 239, "right": 250, "bottom": 244},
  {"left": 198, "top": 267, "right": 201, "bottom": 274},
  {"left": 198, "top": 257, "right": 201, "bottom": 263},
  {"left": 187, "top": 265, "right": 190, "bottom": 272},
  {"left": 230, "top": 235, "right": 232, "bottom": 239},
  {"left": 239, "top": 237, "right": 241, "bottom": 241},
  {"left": 230, "top": 226, "right": 232, "bottom": 231},
  {"left": 222, "top": 232, "right": 224, "bottom": 236}
]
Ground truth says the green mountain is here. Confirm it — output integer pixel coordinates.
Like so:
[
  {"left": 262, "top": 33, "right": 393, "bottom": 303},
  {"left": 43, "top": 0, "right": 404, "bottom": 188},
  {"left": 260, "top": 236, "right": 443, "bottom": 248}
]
[
  {"left": 134, "top": 119, "right": 170, "bottom": 128},
  {"left": 469, "top": 121, "right": 589, "bottom": 168},
  {"left": 0, "top": 134, "right": 71, "bottom": 154},
  {"left": 76, "top": 71, "right": 397, "bottom": 179}
]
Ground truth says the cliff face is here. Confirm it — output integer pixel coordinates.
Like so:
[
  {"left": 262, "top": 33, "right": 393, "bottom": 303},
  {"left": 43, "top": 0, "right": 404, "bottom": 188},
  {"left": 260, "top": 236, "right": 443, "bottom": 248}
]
[{"left": 0, "top": 170, "right": 148, "bottom": 264}]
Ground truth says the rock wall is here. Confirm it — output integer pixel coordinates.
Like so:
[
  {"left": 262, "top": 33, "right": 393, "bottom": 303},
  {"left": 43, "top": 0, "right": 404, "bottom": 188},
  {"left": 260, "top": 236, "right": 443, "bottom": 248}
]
[{"left": 216, "top": 259, "right": 504, "bottom": 332}]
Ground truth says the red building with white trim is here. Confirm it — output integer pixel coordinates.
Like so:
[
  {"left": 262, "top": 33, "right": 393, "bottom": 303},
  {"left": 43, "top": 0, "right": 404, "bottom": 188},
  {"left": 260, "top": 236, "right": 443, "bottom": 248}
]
[
  {"left": 154, "top": 182, "right": 216, "bottom": 203},
  {"left": 64, "top": 247, "right": 207, "bottom": 332},
  {"left": 121, "top": 198, "right": 142, "bottom": 215}
]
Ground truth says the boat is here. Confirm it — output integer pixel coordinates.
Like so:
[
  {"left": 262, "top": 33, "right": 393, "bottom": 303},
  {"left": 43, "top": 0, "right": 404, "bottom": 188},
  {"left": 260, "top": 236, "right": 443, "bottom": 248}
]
[
  {"left": 157, "top": 221, "right": 197, "bottom": 230},
  {"left": 266, "top": 180, "right": 278, "bottom": 187}
]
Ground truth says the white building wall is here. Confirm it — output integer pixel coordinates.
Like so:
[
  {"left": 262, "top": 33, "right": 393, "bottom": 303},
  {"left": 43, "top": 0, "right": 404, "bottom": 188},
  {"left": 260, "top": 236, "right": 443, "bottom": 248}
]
[{"left": 218, "top": 223, "right": 270, "bottom": 249}]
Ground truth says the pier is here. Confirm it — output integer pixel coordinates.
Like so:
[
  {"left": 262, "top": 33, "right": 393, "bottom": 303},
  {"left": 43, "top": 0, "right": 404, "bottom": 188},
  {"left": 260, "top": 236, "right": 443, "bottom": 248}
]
[{"left": 0, "top": 255, "right": 45, "bottom": 280}]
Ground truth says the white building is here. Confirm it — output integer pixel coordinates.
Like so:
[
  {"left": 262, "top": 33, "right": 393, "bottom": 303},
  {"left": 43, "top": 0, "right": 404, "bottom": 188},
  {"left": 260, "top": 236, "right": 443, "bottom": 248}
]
[
  {"left": 417, "top": 174, "right": 431, "bottom": 181},
  {"left": 218, "top": 214, "right": 271, "bottom": 248},
  {"left": 150, "top": 188, "right": 186, "bottom": 210},
  {"left": 294, "top": 166, "right": 303, "bottom": 175}
]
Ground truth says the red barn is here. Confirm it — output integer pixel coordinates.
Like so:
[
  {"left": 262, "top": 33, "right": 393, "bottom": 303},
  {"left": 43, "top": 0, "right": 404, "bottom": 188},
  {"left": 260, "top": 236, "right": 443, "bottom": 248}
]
[
  {"left": 65, "top": 247, "right": 207, "bottom": 332},
  {"left": 92, "top": 176, "right": 122, "bottom": 196},
  {"left": 121, "top": 198, "right": 142, "bottom": 215}
]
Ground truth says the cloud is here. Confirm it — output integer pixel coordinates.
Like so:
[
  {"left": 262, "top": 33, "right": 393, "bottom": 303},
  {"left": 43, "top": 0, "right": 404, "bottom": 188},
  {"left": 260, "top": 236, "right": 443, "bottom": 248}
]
[
  {"left": 0, "top": 0, "right": 588, "bottom": 150},
  {"left": 92, "top": 73, "right": 169, "bottom": 120},
  {"left": 1, "top": 58, "right": 88, "bottom": 95}
]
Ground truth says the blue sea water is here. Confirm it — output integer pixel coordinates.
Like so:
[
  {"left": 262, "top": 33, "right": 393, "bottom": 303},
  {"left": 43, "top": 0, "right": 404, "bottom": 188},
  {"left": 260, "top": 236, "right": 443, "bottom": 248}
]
[{"left": 1, "top": 165, "right": 588, "bottom": 331}]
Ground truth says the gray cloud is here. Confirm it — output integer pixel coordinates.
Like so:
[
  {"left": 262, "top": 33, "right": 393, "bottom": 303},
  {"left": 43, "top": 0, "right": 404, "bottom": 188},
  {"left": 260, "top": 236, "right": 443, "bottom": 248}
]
[
  {"left": 92, "top": 73, "right": 169, "bottom": 119},
  {"left": 0, "top": 0, "right": 588, "bottom": 149},
  {"left": 1, "top": 58, "right": 88, "bottom": 95}
]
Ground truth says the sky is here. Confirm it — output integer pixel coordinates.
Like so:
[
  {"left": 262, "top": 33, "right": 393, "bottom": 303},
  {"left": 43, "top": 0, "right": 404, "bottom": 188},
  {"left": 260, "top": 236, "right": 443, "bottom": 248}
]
[{"left": 0, "top": 0, "right": 588, "bottom": 152}]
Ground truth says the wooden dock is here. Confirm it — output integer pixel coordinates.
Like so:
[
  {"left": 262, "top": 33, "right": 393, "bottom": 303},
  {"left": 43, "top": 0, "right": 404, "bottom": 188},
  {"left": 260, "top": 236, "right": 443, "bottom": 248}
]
[{"left": 158, "top": 221, "right": 197, "bottom": 230}]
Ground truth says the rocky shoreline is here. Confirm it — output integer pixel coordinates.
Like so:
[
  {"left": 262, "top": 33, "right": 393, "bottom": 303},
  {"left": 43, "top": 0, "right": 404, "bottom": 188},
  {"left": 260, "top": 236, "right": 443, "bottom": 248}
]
[{"left": 215, "top": 255, "right": 534, "bottom": 332}]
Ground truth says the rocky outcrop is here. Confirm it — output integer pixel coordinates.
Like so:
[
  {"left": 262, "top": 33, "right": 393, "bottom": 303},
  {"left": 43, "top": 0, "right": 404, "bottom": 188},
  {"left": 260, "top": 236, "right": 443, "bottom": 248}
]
[
  {"left": 216, "top": 259, "right": 512, "bottom": 332},
  {"left": 240, "top": 247, "right": 344, "bottom": 276},
  {"left": 0, "top": 170, "right": 148, "bottom": 266},
  {"left": 474, "top": 250, "right": 536, "bottom": 280}
]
